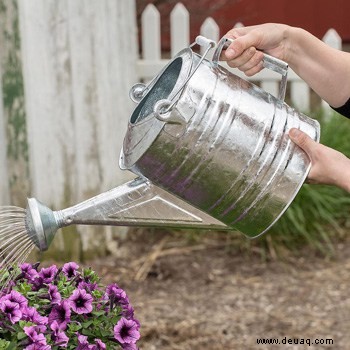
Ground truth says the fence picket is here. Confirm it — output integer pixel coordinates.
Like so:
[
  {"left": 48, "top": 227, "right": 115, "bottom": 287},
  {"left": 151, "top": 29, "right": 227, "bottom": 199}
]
[
  {"left": 142, "top": 4, "right": 161, "bottom": 60},
  {"left": 323, "top": 28, "right": 342, "bottom": 50},
  {"left": 171, "top": 3, "right": 189, "bottom": 57},
  {"left": 0, "top": 63, "right": 9, "bottom": 205},
  {"left": 291, "top": 81, "right": 310, "bottom": 112},
  {"left": 200, "top": 17, "right": 219, "bottom": 56}
]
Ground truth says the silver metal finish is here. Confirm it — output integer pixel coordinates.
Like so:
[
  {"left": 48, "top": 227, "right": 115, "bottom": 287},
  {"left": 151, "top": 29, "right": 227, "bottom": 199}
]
[
  {"left": 122, "top": 37, "right": 320, "bottom": 238},
  {"left": 26, "top": 178, "right": 228, "bottom": 251},
  {"left": 25, "top": 36, "right": 320, "bottom": 251}
]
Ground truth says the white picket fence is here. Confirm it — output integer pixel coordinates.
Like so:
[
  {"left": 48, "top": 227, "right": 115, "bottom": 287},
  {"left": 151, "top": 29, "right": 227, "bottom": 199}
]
[{"left": 137, "top": 3, "right": 342, "bottom": 112}]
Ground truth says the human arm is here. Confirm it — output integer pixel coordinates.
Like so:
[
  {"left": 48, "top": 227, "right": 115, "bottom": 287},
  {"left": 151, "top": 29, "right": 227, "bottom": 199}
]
[{"left": 223, "top": 23, "right": 350, "bottom": 108}]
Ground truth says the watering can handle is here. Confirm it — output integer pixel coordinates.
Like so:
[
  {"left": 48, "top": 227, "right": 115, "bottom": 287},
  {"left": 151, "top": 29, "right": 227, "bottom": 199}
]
[{"left": 212, "top": 37, "right": 289, "bottom": 102}]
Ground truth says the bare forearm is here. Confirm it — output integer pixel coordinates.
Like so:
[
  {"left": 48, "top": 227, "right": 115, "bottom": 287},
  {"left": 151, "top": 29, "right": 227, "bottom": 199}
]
[
  {"left": 286, "top": 27, "right": 350, "bottom": 107},
  {"left": 335, "top": 156, "right": 350, "bottom": 192}
]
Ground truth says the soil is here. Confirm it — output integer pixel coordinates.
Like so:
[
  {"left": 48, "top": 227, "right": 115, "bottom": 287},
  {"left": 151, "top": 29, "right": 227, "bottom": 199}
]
[{"left": 89, "top": 229, "right": 350, "bottom": 350}]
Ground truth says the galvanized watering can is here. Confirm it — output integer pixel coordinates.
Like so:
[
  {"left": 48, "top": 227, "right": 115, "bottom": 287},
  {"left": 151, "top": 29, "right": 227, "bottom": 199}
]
[{"left": 26, "top": 36, "right": 320, "bottom": 252}]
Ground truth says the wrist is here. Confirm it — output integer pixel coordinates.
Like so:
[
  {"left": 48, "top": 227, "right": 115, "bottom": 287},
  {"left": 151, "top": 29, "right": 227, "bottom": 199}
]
[{"left": 283, "top": 26, "right": 305, "bottom": 66}]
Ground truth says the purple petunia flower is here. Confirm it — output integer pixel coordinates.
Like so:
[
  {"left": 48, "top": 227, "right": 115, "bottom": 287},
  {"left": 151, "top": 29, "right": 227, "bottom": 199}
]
[
  {"left": 121, "top": 343, "right": 139, "bottom": 350},
  {"left": 23, "top": 325, "right": 50, "bottom": 349},
  {"left": 39, "top": 265, "right": 58, "bottom": 284},
  {"left": 24, "top": 345, "right": 51, "bottom": 350},
  {"left": 0, "top": 290, "right": 28, "bottom": 311},
  {"left": 122, "top": 304, "right": 135, "bottom": 320},
  {"left": 48, "top": 300, "right": 71, "bottom": 330},
  {"left": 22, "top": 306, "right": 48, "bottom": 327},
  {"left": 21, "top": 263, "right": 40, "bottom": 283},
  {"left": 50, "top": 320, "right": 69, "bottom": 347},
  {"left": 69, "top": 289, "right": 93, "bottom": 314},
  {"left": 48, "top": 284, "right": 61, "bottom": 304},
  {"left": 94, "top": 339, "right": 106, "bottom": 350},
  {"left": 106, "top": 283, "right": 129, "bottom": 305},
  {"left": 78, "top": 280, "right": 99, "bottom": 292},
  {"left": 0, "top": 299, "right": 22, "bottom": 324},
  {"left": 76, "top": 334, "right": 95, "bottom": 350},
  {"left": 62, "top": 262, "right": 79, "bottom": 278},
  {"left": 114, "top": 317, "right": 140, "bottom": 344}
]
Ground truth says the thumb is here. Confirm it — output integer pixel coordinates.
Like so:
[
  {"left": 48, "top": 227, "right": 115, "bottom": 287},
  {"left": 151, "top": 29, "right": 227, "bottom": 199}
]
[{"left": 288, "top": 128, "right": 317, "bottom": 156}]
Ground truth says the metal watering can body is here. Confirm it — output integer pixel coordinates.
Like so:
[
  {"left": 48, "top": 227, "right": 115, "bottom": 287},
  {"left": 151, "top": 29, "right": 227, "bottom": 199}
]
[
  {"left": 26, "top": 37, "right": 319, "bottom": 252},
  {"left": 122, "top": 36, "right": 319, "bottom": 238}
]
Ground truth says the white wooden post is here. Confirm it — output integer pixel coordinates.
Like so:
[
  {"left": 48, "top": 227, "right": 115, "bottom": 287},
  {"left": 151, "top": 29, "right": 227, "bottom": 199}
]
[
  {"left": 261, "top": 80, "right": 279, "bottom": 100},
  {"left": 200, "top": 17, "right": 219, "bottom": 58},
  {"left": 142, "top": 4, "right": 161, "bottom": 61},
  {"left": 140, "top": 4, "right": 163, "bottom": 82},
  {"left": 171, "top": 3, "right": 189, "bottom": 57},
  {"left": 0, "top": 64, "right": 10, "bottom": 205},
  {"left": 291, "top": 80, "right": 310, "bottom": 112},
  {"left": 18, "top": 0, "right": 138, "bottom": 257}
]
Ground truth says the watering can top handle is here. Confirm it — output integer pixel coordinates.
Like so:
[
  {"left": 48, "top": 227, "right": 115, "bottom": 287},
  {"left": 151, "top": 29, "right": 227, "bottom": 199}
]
[{"left": 212, "top": 37, "right": 289, "bottom": 102}]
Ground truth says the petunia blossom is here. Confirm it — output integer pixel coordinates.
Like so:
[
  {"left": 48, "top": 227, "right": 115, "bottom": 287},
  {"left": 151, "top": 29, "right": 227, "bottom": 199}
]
[
  {"left": 76, "top": 333, "right": 95, "bottom": 350},
  {"left": 62, "top": 262, "right": 79, "bottom": 279},
  {"left": 0, "top": 299, "right": 22, "bottom": 324},
  {"left": 23, "top": 325, "right": 50, "bottom": 348},
  {"left": 48, "top": 284, "right": 61, "bottom": 304},
  {"left": 38, "top": 265, "right": 58, "bottom": 284},
  {"left": 20, "top": 263, "right": 39, "bottom": 283},
  {"left": 68, "top": 288, "right": 93, "bottom": 314},
  {"left": 94, "top": 339, "right": 106, "bottom": 350},
  {"left": 106, "top": 283, "right": 129, "bottom": 306},
  {"left": 22, "top": 306, "right": 48, "bottom": 326},
  {"left": 50, "top": 320, "right": 69, "bottom": 347},
  {"left": 114, "top": 317, "right": 140, "bottom": 344},
  {"left": 0, "top": 290, "right": 28, "bottom": 311},
  {"left": 48, "top": 300, "right": 71, "bottom": 330},
  {"left": 121, "top": 343, "right": 139, "bottom": 350}
]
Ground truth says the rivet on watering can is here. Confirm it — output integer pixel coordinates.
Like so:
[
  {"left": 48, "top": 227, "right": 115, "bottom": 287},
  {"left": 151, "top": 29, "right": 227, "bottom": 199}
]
[{"left": 129, "top": 83, "right": 147, "bottom": 103}]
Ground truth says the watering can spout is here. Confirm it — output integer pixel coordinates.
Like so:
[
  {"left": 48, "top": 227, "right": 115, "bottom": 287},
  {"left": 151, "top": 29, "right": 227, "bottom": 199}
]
[{"left": 25, "top": 178, "right": 229, "bottom": 252}]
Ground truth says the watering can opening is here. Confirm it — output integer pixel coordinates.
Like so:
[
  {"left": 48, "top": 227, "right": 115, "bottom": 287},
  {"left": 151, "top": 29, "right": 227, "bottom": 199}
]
[{"left": 130, "top": 56, "right": 184, "bottom": 125}]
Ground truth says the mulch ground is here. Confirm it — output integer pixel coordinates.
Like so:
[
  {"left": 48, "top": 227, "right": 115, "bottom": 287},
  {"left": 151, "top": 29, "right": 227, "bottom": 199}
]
[{"left": 87, "top": 228, "right": 350, "bottom": 350}]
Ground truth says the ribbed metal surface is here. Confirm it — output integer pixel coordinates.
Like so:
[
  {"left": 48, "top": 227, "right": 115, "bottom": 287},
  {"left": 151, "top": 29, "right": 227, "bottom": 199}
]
[{"left": 123, "top": 51, "right": 320, "bottom": 238}]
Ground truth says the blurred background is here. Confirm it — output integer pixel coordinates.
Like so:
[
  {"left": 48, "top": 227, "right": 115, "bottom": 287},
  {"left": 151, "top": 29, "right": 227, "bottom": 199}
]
[{"left": 0, "top": 0, "right": 350, "bottom": 349}]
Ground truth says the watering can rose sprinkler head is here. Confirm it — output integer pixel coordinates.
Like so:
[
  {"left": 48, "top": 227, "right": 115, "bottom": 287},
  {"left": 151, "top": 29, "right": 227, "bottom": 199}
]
[{"left": 25, "top": 198, "right": 61, "bottom": 251}]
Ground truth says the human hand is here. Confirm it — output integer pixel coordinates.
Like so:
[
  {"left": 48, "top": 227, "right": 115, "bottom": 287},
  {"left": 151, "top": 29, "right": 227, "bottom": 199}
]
[
  {"left": 289, "top": 128, "right": 350, "bottom": 192},
  {"left": 222, "top": 23, "right": 291, "bottom": 76}
]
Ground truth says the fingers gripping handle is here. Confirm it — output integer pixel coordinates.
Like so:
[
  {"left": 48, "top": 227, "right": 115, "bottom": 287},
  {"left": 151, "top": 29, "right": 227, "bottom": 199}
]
[{"left": 212, "top": 37, "right": 289, "bottom": 102}]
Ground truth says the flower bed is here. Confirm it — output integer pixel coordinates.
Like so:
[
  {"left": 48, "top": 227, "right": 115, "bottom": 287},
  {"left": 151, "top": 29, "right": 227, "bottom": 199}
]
[{"left": 0, "top": 262, "right": 140, "bottom": 349}]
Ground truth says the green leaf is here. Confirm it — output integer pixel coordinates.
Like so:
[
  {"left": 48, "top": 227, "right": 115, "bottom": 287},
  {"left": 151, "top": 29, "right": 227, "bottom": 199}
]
[
  {"left": 0, "top": 339, "right": 10, "bottom": 350},
  {"left": 16, "top": 332, "right": 26, "bottom": 340}
]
